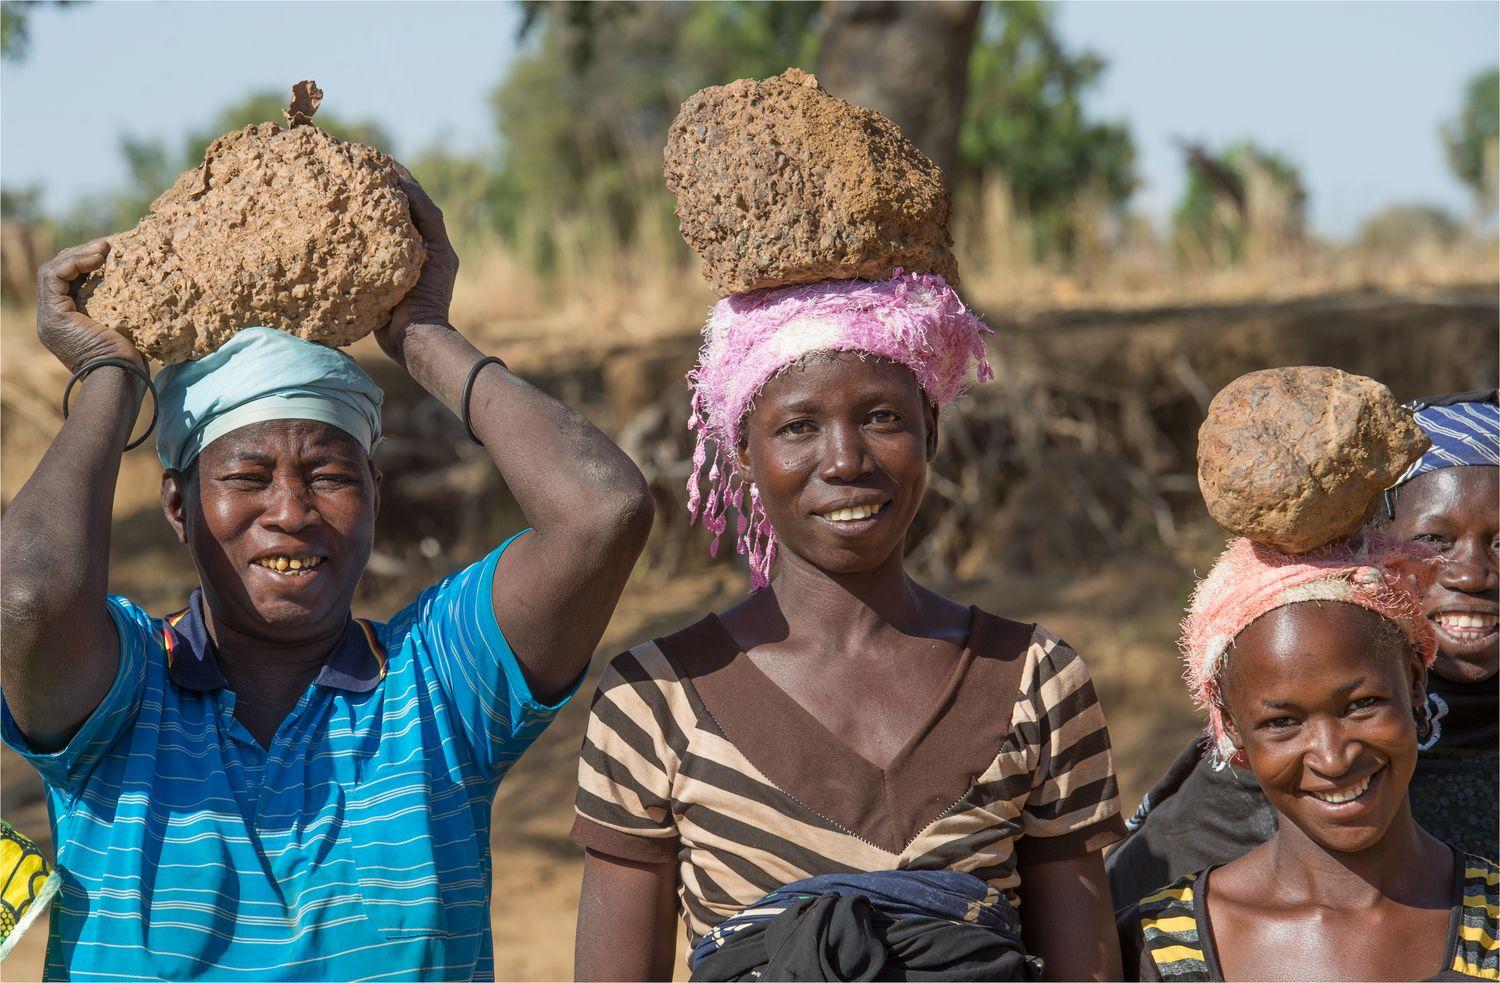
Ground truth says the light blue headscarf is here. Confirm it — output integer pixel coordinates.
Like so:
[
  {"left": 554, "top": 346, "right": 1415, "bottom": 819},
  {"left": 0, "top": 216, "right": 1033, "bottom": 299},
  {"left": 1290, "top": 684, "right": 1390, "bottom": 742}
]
[{"left": 155, "top": 327, "right": 383, "bottom": 471}]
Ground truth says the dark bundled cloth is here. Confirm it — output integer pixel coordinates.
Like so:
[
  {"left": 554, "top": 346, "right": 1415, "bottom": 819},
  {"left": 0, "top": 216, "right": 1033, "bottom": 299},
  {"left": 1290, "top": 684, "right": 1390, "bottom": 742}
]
[
  {"left": 1107, "top": 674, "right": 1499, "bottom": 910},
  {"left": 689, "top": 870, "right": 1042, "bottom": 982}
]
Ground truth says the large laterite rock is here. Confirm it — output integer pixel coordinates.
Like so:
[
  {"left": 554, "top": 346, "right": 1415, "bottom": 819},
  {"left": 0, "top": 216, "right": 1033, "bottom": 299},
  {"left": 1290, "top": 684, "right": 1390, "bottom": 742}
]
[
  {"left": 1197, "top": 366, "right": 1430, "bottom": 553},
  {"left": 664, "top": 67, "right": 956, "bottom": 297},
  {"left": 81, "top": 82, "right": 424, "bottom": 363}
]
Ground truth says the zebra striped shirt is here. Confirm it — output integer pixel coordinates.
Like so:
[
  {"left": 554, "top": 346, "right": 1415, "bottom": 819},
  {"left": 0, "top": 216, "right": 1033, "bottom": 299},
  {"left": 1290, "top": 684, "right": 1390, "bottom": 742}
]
[
  {"left": 571, "top": 608, "right": 1125, "bottom": 947},
  {"left": 2, "top": 533, "right": 576, "bottom": 981}
]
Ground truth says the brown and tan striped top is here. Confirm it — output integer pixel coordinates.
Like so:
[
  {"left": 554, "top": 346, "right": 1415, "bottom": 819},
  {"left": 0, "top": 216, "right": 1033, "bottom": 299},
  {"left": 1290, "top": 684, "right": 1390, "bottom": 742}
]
[{"left": 571, "top": 608, "right": 1126, "bottom": 945}]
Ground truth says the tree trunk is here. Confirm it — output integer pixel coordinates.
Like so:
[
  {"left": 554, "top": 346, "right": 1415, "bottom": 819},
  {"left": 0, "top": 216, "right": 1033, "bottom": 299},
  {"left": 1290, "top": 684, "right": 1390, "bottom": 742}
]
[{"left": 816, "top": 0, "right": 982, "bottom": 187}]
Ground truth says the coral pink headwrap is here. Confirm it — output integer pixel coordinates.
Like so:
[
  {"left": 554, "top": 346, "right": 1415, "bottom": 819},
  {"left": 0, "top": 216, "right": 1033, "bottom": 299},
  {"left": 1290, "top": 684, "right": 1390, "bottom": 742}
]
[
  {"left": 1182, "top": 534, "right": 1438, "bottom": 764},
  {"left": 686, "top": 271, "right": 993, "bottom": 589}
]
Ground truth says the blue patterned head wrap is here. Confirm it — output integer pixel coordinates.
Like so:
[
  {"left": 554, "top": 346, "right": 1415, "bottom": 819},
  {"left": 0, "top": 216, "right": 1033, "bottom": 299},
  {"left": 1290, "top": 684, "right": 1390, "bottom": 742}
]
[
  {"left": 1384, "top": 390, "right": 1498, "bottom": 515},
  {"left": 155, "top": 327, "right": 383, "bottom": 471}
]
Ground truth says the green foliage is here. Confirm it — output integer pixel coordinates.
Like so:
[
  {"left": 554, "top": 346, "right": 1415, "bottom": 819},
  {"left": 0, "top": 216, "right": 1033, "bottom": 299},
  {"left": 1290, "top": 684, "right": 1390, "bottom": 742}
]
[
  {"left": 490, "top": 0, "right": 819, "bottom": 273},
  {"left": 1173, "top": 141, "right": 1305, "bottom": 267},
  {"left": 2, "top": 3, "right": 83, "bottom": 63},
  {"left": 405, "top": 147, "right": 512, "bottom": 250},
  {"left": 1, "top": 184, "right": 46, "bottom": 223},
  {"left": 958, "top": 1, "right": 1136, "bottom": 261},
  {"left": 2, "top": 3, "right": 30, "bottom": 60},
  {"left": 1441, "top": 67, "right": 1499, "bottom": 212}
]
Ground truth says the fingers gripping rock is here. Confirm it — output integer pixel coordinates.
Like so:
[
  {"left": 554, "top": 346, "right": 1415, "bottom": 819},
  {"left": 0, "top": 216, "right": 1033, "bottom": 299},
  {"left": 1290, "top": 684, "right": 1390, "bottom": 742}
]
[
  {"left": 664, "top": 68, "right": 957, "bottom": 296},
  {"left": 1197, "top": 366, "right": 1431, "bottom": 553},
  {"left": 79, "top": 82, "right": 424, "bottom": 364}
]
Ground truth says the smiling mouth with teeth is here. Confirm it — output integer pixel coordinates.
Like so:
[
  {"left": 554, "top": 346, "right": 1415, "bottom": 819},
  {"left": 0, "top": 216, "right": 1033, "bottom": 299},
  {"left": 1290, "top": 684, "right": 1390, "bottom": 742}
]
[
  {"left": 1432, "top": 611, "right": 1499, "bottom": 636},
  {"left": 818, "top": 503, "right": 888, "bottom": 523},
  {"left": 255, "top": 555, "right": 323, "bottom": 575},
  {"left": 1307, "top": 771, "right": 1374, "bottom": 805}
]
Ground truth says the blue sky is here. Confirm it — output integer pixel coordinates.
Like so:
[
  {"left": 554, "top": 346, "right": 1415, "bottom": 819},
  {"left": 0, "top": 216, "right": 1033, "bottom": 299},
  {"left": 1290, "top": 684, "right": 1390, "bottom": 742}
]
[{"left": 2, "top": 1, "right": 1496, "bottom": 237}]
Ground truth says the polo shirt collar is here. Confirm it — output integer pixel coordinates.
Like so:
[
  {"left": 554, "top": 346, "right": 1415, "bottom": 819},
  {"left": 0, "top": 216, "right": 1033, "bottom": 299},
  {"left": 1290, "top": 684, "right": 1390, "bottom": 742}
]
[{"left": 165, "top": 589, "right": 386, "bottom": 694}]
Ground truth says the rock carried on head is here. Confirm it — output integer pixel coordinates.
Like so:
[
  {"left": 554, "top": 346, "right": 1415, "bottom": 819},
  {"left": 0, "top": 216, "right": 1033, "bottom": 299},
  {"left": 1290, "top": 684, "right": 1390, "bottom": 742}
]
[
  {"left": 79, "top": 81, "right": 425, "bottom": 364},
  {"left": 1197, "top": 366, "right": 1430, "bottom": 553},
  {"left": 664, "top": 67, "right": 956, "bottom": 297}
]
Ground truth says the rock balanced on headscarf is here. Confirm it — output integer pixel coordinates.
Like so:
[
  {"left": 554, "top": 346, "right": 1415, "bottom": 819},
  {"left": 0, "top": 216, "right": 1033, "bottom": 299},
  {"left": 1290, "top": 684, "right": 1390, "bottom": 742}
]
[
  {"left": 666, "top": 68, "right": 993, "bottom": 589},
  {"left": 1197, "top": 366, "right": 1430, "bottom": 553},
  {"left": 80, "top": 81, "right": 425, "bottom": 364},
  {"left": 664, "top": 67, "right": 957, "bottom": 296}
]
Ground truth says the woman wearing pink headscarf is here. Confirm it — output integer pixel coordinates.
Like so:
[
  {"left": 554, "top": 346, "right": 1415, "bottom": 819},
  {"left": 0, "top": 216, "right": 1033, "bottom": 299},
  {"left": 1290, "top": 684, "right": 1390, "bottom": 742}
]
[
  {"left": 569, "top": 274, "right": 1127, "bottom": 981},
  {"left": 1116, "top": 536, "right": 1498, "bottom": 981}
]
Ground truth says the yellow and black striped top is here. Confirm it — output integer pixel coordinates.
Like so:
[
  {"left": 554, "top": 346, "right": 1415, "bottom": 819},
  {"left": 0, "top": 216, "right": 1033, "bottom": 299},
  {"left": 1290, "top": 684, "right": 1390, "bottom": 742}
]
[{"left": 1119, "top": 853, "right": 1499, "bottom": 981}]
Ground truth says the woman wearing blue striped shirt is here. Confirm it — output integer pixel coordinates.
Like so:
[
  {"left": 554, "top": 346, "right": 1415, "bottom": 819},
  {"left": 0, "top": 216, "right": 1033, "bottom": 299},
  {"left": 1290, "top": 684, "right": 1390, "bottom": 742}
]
[{"left": 0, "top": 172, "right": 654, "bottom": 980}]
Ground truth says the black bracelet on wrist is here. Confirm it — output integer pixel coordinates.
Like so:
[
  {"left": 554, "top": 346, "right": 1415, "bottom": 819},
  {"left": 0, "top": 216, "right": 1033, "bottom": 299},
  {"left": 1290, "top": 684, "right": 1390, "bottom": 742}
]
[
  {"left": 461, "top": 355, "right": 507, "bottom": 446},
  {"left": 62, "top": 357, "right": 158, "bottom": 452}
]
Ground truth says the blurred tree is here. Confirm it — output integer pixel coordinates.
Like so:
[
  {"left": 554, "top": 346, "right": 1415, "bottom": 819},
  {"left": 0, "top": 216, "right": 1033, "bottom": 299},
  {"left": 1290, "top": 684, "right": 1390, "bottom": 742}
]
[
  {"left": 1356, "top": 203, "right": 1461, "bottom": 260},
  {"left": 1441, "top": 67, "right": 1498, "bottom": 216},
  {"left": 498, "top": 0, "right": 1138, "bottom": 273},
  {"left": 957, "top": 1, "right": 1136, "bottom": 262},
  {"left": 1174, "top": 141, "right": 1305, "bottom": 267},
  {"left": 817, "top": 1, "right": 981, "bottom": 183},
  {"left": 517, "top": 0, "right": 641, "bottom": 73},
  {"left": 1, "top": 185, "right": 53, "bottom": 305},
  {"left": 493, "top": 1, "right": 819, "bottom": 273},
  {"left": 1, "top": 3, "right": 30, "bottom": 59},
  {"left": 405, "top": 147, "right": 511, "bottom": 248},
  {"left": 1, "top": 2, "right": 82, "bottom": 62}
]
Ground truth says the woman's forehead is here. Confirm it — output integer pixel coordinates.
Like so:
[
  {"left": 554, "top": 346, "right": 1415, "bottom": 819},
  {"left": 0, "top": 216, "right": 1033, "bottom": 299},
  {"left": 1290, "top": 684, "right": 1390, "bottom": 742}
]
[
  {"left": 755, "top": 352, "right": 922, "bottom": 403},
  {"left": 1230, "top": 602, "right": 1406, "bottom": 684},
  {"left": 1395, "top": 465, "right": 1497, "bottom": 523},
  {"left": 201, "top": 419, "right": 366, "bottom": 463}
]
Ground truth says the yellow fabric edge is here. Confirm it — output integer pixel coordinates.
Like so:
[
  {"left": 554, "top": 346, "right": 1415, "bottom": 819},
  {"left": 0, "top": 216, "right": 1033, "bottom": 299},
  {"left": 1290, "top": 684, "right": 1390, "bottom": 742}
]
[
  {"left": 1466, "top": 867, "right": 1500, "bottom": 887},
  {"left": 0, "top": 869, "right": 60, "bottom": 963},
  {"left": 1151, "top": 944, "right": 1206, "bottom": 966},
  {"left": 1144, "top": 915, "right": 1198, "bottom": 934},
  {"left": 1460, "top": 894, "right": 1500, "bottom": 920},
  {"left": 1140, "top": 883, "right": 1195, "bottom": 907},
  {"left": 1458, "top": 923, "right": 1499, "bottom": 947},
  {"left": 1450, "top": 955, "right": 1500, "bottom": 981}
]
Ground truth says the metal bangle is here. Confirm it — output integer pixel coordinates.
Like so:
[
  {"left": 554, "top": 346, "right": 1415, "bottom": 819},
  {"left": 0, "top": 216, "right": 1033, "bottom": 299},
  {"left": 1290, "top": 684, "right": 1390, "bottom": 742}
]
[
  {"left": 62, "top": 358, "right": 158, "bottom": 452},
  {"left": 461, "top": 355, "right": 507, "bottom": 446}
]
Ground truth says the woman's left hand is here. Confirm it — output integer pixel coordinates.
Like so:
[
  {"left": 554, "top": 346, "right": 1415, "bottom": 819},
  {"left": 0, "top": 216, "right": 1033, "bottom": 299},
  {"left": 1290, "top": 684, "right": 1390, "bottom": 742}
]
[{"left": 377, "top": 163, "right": 459, "bottom": 364}]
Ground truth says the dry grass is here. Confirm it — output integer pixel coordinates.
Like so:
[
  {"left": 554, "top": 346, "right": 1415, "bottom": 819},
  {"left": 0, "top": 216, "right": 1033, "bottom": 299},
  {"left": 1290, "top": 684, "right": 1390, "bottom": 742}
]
[
  {"left": 437, "top": 190, "right": 1500, "bottom": 355},
  {"left": 4, "top": 212, "right": 1495, "bottom": 515}
]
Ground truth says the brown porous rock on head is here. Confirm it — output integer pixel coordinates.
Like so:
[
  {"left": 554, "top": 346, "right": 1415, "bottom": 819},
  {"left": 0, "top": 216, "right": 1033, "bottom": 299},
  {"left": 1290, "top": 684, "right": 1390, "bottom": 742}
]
[
  {"left": 1196, "top": 366, "right": 1430, "bottom": 553},
  {"left": 80, "top": 81, "right": 425, "bottom": 364},
  {"left": 663, "top": 67, "right": 956, "bottom": 297}
]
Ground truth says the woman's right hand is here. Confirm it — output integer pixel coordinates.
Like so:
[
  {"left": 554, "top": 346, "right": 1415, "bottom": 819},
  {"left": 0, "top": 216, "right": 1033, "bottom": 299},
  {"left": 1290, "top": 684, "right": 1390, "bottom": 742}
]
[{"left": 35, "top": 238, "right": 146, "bottom": 373}]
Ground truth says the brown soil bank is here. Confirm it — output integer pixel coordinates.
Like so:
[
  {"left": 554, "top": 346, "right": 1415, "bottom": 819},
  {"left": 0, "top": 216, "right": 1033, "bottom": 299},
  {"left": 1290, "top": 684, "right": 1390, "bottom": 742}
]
[{"left": 1, "top": 284, "right": 1494, "bottom": 980}]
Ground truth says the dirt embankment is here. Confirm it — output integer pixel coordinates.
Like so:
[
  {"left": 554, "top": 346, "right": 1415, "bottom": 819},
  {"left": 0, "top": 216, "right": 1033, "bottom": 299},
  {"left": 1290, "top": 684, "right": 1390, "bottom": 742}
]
[{"left": 1, "top": 284, "right": 1494, "bottom": 980}]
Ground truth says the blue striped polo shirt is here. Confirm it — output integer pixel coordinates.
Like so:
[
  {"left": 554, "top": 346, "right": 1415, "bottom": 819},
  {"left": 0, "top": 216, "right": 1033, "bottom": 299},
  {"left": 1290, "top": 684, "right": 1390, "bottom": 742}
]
[{"left": 1, "top": 532, "right": 577, "bottom": 981}]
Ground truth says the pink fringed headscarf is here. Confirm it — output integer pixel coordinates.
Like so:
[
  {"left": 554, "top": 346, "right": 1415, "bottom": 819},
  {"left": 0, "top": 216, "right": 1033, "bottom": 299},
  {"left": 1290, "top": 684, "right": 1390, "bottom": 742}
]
[
  {"left": 686, "top": 271, "right": 993, "bottom": 590},
  {"left": 1181, "top": 534, "right": 1438, "bottom": 764}
]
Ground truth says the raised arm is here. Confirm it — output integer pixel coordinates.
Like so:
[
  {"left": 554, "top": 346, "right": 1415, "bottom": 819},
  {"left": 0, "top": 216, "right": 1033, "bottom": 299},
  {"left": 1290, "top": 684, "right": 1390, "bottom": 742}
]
[
  {"left": 575, "top": 850, "right": 679, "bottom": 981},
  {"left": 1, "top": 240, "right": 149, "bottom": 750},
  {"left": 377, "top": 169, "right": 654, "bottom": 703}
]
